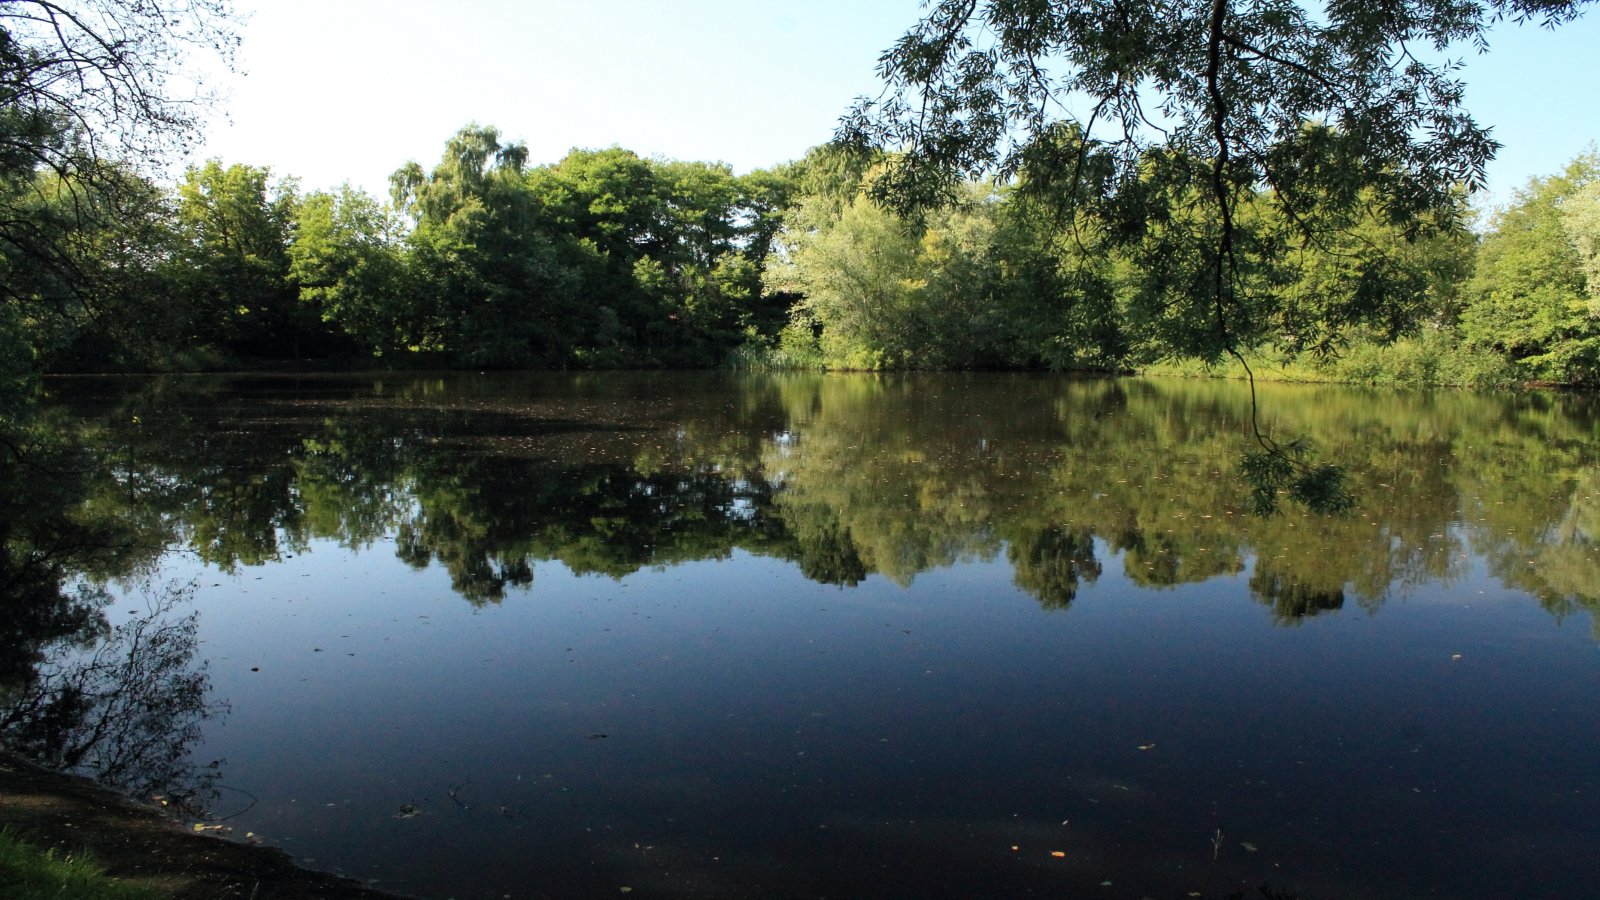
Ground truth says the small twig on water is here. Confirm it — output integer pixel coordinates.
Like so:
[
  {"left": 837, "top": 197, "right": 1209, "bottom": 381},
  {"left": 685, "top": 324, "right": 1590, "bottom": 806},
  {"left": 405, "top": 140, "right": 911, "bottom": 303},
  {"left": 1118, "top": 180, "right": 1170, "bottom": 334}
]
[{"left": 212, "top": 783, "right": 261, "bottom": 821}]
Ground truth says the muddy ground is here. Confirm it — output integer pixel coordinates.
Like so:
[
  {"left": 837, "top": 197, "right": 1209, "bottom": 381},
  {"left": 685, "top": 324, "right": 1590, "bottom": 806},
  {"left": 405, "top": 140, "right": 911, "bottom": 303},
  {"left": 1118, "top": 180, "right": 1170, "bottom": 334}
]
[{"left": 0, "top": 751, "right": 402, "bottom": 899}]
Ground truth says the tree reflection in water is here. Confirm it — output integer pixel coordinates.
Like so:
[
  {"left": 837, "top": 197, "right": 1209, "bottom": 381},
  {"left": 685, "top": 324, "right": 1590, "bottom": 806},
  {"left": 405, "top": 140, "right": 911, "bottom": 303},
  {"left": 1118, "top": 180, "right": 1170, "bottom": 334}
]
[
  {"left": 7, "top": 372, "right": 1599, "bottom": 900},
  {"left": 18, "top": 372, "right": 1600, "bottom": 633},
  {"left": 1, "top": 582, "right": 226, "bottom": 816}
]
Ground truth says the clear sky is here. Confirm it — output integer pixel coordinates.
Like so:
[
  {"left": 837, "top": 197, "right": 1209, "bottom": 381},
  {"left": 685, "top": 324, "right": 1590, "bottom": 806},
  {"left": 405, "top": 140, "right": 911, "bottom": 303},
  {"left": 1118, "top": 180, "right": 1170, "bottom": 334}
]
[{"left": 189, "top": 0, "right": 1599, "bottom": 211}]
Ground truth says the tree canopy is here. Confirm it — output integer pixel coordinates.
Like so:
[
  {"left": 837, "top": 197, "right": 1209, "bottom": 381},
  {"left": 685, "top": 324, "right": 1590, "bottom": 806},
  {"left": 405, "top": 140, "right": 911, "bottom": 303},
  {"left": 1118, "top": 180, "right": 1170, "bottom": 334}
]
[{"left": 838, "top": 0, "right": 1594, "bottom": 362}]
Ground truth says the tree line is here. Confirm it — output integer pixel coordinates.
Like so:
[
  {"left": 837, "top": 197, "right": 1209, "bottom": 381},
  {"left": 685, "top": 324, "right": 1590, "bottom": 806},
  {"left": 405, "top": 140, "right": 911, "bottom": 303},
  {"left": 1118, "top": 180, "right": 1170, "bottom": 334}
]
[
  {"left": 1, "top": 125, "right": 1595, "bottom": 384},
  {"left": 3, "top": 125, "right": 796, "bottom": 372},
  {"left": 4, "top": 0, "right": 1599, "bottom": 385}
]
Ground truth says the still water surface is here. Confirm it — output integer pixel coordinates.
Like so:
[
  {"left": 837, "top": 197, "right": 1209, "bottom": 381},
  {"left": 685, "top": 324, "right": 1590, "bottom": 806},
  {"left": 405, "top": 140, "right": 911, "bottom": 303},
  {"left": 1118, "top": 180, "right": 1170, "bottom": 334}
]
[{"left": 19, "top": 372, "right": 1600, "bottom": 899}]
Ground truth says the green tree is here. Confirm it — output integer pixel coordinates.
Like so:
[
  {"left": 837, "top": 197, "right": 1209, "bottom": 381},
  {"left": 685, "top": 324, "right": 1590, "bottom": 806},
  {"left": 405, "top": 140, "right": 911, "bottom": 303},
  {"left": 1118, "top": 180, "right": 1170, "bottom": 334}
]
[
  {"left": 837, "top": 0, "right": 1593, "bottom": 509},
  {"left": 1462, "top": 150, "right": 1600, "bottom": 383},
  {"left": 771, "top": 191, "right": 927, "bottom": 369},
  {"left": 1560, "top": 174, "right": 1600, "bottom": 311},
  {"left": 288, "top": 184, "right": 411, "bottom": 357},
  {"left": 990, "top": 146, "right": 1131, "bottom": 371},
  {"left": 769, "top": 156, "right": 1008, "bottom": 370},
  {"left": 172, "top": 160, "right": 318, "bottom": 358},
  {"left": 0, "top": 1, "right": 238, "bottom": 377},
  {"left": 523, "top": 146, "right": 662, "bottom": 364},
  {"left": 391, "top": 124, "right": 578, "bottom": 366},
  {"left": 633, "top": 158, "right": 753, "bottom": 365},
  {"left": 0, "top": 165, "right": 194, "bottom": 371},
  {"left": 528, "top": 147, "right": 795, "bottom": 367},
  {"left": 840, "top": 0, "right": 1591, "bottom": 361}
]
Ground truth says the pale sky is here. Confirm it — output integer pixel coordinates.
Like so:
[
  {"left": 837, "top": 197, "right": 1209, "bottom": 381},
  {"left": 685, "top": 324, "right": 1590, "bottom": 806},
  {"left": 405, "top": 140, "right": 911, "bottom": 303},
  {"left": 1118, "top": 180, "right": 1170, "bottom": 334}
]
[{"left": 189, "top": 0, "right": 1599, "bottom": 211}]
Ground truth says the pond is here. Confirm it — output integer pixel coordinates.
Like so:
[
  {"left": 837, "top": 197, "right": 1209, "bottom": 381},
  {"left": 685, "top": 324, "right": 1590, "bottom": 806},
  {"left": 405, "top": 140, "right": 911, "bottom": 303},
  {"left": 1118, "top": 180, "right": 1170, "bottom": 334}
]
[{"left": 4, "top": 371, "right": 1598, "bottom": 899}]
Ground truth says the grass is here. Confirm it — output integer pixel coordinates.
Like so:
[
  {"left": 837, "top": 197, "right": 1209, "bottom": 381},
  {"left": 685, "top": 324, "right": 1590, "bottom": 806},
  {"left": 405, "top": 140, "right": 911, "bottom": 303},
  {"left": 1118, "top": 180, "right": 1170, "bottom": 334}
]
[
  {"left": 1140, "top": 331, "right": 1521, "bottom": 389},
  {"left": 0, "top": 827, "right": 163, "bottom": 900}
]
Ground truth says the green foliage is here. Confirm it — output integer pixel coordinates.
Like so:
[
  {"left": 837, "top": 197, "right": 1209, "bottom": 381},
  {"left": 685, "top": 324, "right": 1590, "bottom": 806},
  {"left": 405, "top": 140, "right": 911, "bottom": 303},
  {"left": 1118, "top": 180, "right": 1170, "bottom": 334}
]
[
  {"left": 0, "top": 0, "right": 1594, "bottom": 394},
  {"left": 838, "top": 0, "right": 1594, "bottom": 365},
  {"left": 766, "top": 132, "right": 1484, "bottom": 386},
  {"left": 358, "top": 131, "right": 800, "bottom": 369},
  {"left": 1, "top": 2, "right": 239, "bottom": 375},
  {"left": 527, "top": 147, "right": 794, "bottom": 367},
  {"left": 1462, "top": 150, "right": 1600, "bottom": 383},
  {"left": 1, "top": 167, "right": 195, "bottom": 371},
  {"left": 773, "top": 192, "right": 925, "bottom": 369},
  {"left": 1559, "top": 170, "right": 1600, "bottom": 308},
  {"left": 768, "top": 153, "right": 1012, "bottom": 370},
  {"left": 991, "top": 154, "right": 1131, "bottom": 371},
  {"left": 288, "top": 185, "right": 411, "bottom": 356},
  {"left": 173, "top": 160, "right": 330, "bottom": 358},
  {"left": 1316, "top": 330, "right": 1518, "bottom": 388},
  {"left": 0, "top": 828, "right": 162, "bottom": 900},
  {"left": 389, "top": 125, "right": 579, "bottom": 366},
  {"left": 1255, "top": 191, "right": 1478, "bottom": 354}
]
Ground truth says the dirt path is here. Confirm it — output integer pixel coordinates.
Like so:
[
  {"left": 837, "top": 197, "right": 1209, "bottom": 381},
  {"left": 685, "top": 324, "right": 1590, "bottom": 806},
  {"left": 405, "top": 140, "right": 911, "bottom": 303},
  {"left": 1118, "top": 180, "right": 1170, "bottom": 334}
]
[{"left": 0, "top": 751, "right": 403, "bottom": 899}]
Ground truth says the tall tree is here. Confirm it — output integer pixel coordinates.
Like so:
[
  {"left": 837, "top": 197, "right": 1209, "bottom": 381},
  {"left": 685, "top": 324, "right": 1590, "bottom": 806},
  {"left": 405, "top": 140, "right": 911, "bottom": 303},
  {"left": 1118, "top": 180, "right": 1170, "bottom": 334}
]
[
  {"left": 172, "top": 159, "right": 318, "bottom": 357},
  {"left": 529, "top": 147, "right": 795, "bottom": 367},
  {"left": 770, "top": 176, "right": 1009, "bottom": 370},
  {"left": 1463, "top": 150, "right": 1600, "bottom": 383},
  {"left": 288, "top": 184, "right": 411, "bottom": 358},
  {"left": 390, "top": 124, "right": 577, "bottom": 366},
  {"left": 838, "top": 0, "right": 1593, "bottom": 509},
  {"left": 1561, "top": 172, "right": 1600, "bottom": 311}
]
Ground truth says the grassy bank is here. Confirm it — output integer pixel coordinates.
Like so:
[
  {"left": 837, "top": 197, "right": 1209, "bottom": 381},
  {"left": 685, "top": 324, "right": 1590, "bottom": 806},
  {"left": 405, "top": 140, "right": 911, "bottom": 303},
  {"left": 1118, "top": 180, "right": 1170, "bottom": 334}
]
[
  {"left": 732, "top": 328, "right": 1528, "bottom": 389},
  {"left": 1142, "top": 332, "right": 1521, "bottom": 389},
  {"left": 0, "top": 828, "right": 162, "bottom": 899}
]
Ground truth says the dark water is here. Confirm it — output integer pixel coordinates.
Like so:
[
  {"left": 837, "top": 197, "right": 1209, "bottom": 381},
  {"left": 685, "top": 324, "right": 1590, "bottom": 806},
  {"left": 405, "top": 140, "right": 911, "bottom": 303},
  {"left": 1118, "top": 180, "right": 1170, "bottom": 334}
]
[{"left": 5, "top": 372, "right": 1599, "bottom": 899}]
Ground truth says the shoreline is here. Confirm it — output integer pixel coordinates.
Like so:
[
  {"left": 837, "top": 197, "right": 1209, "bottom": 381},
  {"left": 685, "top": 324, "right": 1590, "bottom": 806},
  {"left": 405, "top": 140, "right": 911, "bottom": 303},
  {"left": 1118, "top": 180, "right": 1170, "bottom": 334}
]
[{"left": 0, "top": 750, "right": 403, "bottom": 899}]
